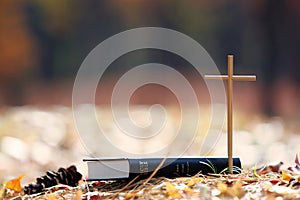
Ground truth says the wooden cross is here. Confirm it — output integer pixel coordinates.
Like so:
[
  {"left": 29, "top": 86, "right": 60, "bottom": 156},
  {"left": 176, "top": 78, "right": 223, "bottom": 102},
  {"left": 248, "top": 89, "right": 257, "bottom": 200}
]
[{"left": 204, "top": 55, "right": 256, "bottom": 173}]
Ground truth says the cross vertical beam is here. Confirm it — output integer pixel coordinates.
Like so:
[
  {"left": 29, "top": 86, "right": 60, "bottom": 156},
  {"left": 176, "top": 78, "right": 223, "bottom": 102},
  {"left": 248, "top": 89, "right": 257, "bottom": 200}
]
[
  {"left": 227, "top": 55, "right": 233, "bottom": 173},
  {"left": 204, "top": 55, "right": 256, "bottom": 173}
]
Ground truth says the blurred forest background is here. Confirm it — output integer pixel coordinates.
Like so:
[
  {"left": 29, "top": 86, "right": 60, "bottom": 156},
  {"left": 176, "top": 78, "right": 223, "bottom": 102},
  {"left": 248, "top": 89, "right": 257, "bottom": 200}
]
[
  {"left": 1, "top": 0, "right": 300, "bottom": 181},
  {"left": 1, "top": 0, "right": 300, "bottom": 117}
]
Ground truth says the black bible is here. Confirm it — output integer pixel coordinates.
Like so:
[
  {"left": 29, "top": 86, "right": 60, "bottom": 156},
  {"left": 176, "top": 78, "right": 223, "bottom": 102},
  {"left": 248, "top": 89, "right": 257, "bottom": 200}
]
[{"left": 84, "top": 157, "right": 241, "bottom": 180}]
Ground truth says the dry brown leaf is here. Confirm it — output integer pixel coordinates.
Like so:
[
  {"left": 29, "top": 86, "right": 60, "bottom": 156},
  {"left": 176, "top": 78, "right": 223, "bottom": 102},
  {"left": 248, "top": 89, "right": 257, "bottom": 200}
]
[
  {"left": 257, "top": 162, "right": 283, "bottom": 175},
  {"left": 231, "top": 181, "right": 246, "bottom": 198},
  {"left": 82, "top": 191, "right": 101, "bottom": 200},
  {"left": 269, "top": 179, "right": 281, "bottom": 185},
  {"left": 288, "top": 154, "right": 300, "bottom": 174},
  {"left": 217, "top": 181, "right": 245, "bottom": 198}
]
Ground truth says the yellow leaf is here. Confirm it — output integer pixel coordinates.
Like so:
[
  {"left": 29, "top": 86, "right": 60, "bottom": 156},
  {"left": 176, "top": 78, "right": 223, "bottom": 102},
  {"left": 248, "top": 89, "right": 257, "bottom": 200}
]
[
  {"left": 5, "top": 174, "right": 26, "bottom": 192},
  {"left": 0, "top": 184, "right": 6, "bottom": 199},
  {"left": 76, "top": 190, "right": 82, "bottom": 200},
  {"left": 217, "top": 182, "right": 228, "bottom": 193},
  {"left": 183, "top": 187, "right": 194, "bottom": 194},
  {"left": 231, "top": 181, "right": 245, "bottom": 198},
  {"left": 282, "top": 170, "right": 292, "bottom": 182},
  {"left": 217, "top": 181, "right": 245, "bottom": 198},
  {"left": 125, "top": 192, "right": 140, "bottom": 199},
  {"left": 48, "top": 193, "right": 56, "bottom": 200},
  {"left": 187, "top": 177, "right": 203, "bottom": 187},
  {"left": 165, "top": 182, "right": 182, "bottom": 198},
  {"left": 266, "top": 197, "right": 277, "bottom": 200}
]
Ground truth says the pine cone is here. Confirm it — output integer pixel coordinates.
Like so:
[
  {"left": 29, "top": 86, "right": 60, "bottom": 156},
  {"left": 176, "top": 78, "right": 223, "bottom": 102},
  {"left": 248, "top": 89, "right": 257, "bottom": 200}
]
[{"left": 24, "top": 165, "right": 82, "bottom": 195}]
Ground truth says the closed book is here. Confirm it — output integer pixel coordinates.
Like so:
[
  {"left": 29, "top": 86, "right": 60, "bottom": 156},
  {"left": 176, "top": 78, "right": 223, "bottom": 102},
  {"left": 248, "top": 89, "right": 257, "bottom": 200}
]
[{"left": 83, "top": 157, "right": 241, "bottom": 180}]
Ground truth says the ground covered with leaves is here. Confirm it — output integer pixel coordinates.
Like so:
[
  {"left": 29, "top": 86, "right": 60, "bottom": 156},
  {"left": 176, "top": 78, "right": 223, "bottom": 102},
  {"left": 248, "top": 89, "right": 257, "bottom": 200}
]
[
  {"left": 2, "top": 156, "right": 300, "bottom": 199},
  {"left": 1, "top": 106, "right": 300, "bottom": 199}
]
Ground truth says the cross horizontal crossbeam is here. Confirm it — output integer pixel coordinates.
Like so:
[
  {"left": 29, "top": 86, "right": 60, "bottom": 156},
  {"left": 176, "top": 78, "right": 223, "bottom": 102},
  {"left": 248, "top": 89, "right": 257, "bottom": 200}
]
[{"left": 204, "top": 75, "right": 256, "bottom": 81}]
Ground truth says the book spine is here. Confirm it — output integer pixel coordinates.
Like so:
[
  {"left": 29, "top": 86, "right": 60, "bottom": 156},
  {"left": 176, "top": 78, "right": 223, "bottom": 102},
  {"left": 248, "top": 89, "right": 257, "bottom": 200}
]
[{"left": 128, "top": 157, "right": 241, "bottom": 179}]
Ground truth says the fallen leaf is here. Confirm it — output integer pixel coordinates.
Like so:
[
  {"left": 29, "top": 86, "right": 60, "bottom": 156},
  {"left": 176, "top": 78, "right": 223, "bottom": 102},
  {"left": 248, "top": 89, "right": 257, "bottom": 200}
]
[
  {"left": 295, "top": 154, "right": 300, "bottom": 167},
  {"left": 269, "top": 162, "right": 284, "bottom": 173},
  {"left": 217, "top": 182, "right": 228, "bottom": 193},
  {"left": 5, "top": 174, "right": 26, "bottom": 192},
  {"left": 76, "top": 189, "right": 82, "bottom": 200},
  {"left": 187, "top": 177, "right": 203, "bottom": 187},
  {"left": 125, "top": 192, "right": 140, "bottom": 199},
  {"left": 48, "top": 193, "right": 56, "bottom": 200},
  {"left": 288, "top": 154, "right": 300, "bottom": 174},
  {"left": 281, "top": 170, "right": 292, "bottom": 182},
  {"left": 183, "top": 187, "right": 194, "bottom": 194},
  {"left": 266, "top": 197, "right": 277, "bottom": 200},
  {"left": 82, "top": 191, "right": 101, "bottom": 200},
  {"left": 269, "top": 185, "right": 295, "bottom": 195},
  {"left": 0, "top": 184, "right": 6, "bottom": 199},
  {"left": 269, "top": 179, "right": 281, "bottom": 185},
  {"left": 257, "top": 162, "right": 283, "bottom": 175},
  {"left": 231, "top": 181, "right": 245, "bottom": 198},
  {"left": 165, "top": 182, "right": 182, "bottom": 198},
  {"left": 217, "top": 181, "right": 245, "bottom": 198}
]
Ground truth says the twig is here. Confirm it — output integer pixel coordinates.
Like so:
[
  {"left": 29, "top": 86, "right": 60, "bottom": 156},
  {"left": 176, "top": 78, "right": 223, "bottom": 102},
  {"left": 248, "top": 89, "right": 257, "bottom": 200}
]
[
  {"left": 140, "top": 157, "right": 168, "bottom": 188},
  {"left": 106, "top": 175, "right": 140, "bottom": 200}
]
